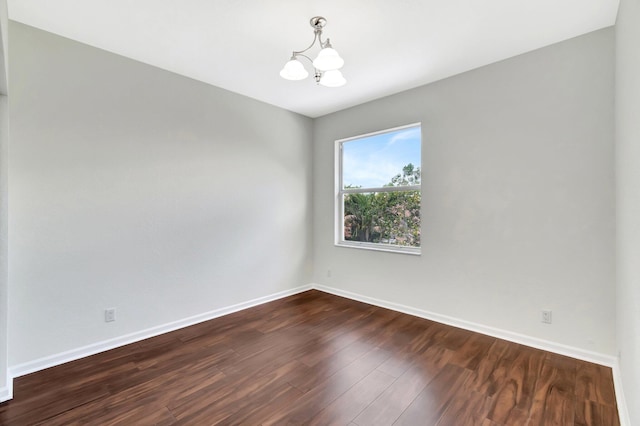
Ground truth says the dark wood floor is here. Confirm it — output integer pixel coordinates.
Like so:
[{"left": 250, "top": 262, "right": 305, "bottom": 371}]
[{"left": 0, "top": 290, "right": 619, "bottom": 425}]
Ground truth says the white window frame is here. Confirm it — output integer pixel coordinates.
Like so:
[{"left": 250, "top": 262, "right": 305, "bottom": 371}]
[{"left": 335, "top": 123, "right": 422, "bottom": 255}]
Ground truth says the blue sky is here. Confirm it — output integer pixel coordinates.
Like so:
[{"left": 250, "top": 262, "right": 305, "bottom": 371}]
[{"left": 342, "top": 125, "right": 421, "bottom": 188}]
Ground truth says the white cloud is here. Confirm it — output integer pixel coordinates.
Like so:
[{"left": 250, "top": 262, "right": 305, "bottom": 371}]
[{"left": 388, "top": 126, "right": 421, "bottom": 146}]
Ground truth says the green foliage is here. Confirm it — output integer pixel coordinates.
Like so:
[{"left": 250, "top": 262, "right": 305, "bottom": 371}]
[
  {"left": 343, "top": 164, "right": 421, "bottom": 247},
  {"left": 387, "top": 163, "right": 421, "bottom": 187}
]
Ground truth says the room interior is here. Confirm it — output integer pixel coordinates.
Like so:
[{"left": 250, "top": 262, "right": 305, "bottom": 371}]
[{"left": 0, "top": 0, "right": 638, "bottom": 424}]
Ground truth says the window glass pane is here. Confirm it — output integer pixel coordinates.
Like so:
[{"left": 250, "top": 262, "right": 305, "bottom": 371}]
[
  {"left": 342, "top": 126, "right": 421, "bottom": 189},
  {"left": 343, "top": 190, "right": 421, "bottom": 247}
]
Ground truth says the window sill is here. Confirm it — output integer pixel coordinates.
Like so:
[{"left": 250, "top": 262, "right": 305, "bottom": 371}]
[{"left": 335, "top": 241, "right": 421, "bottom": 256}]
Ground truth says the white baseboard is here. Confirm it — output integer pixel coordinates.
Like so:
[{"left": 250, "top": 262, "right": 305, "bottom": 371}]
[
  {"left": 313, "top": 284, "right": 617, "bottom": 367},
  {"left": 612, "top": 359, "right": 631, "bottom": 426},
  {"left": 0, "top": 379, "right": 12, "bottom": 403},
  {"left": 8, "top": 284, "right": 313, "bottom": 380}
]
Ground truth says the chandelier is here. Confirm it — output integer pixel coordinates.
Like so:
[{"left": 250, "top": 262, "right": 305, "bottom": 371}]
[{"left": 280, "top": 16, "right": 346, "bottom": 87}]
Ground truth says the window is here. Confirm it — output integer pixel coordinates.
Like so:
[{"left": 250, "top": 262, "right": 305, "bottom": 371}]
[{"left": 336, "top": 123, "right": 422, "bottom": 254}]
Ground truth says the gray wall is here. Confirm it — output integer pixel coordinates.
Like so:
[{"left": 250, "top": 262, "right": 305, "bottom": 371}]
[
  {"left": 8, "top": 22, "right": 313, "bottom": 365},
  {"left": 313, "top": 28, "right": 615, "bottom": 355},
  {"left": 0, "top": 0, "right": 8, "bottom": 400},
  {"left": 0, "top": 95, "right": 7, "bottom": 399},
  {"left": 0, "top": 0, "right": 7, "bottom": 95},
  {"left": 615, "top": 0, "right": 640, "bottom": 423}
]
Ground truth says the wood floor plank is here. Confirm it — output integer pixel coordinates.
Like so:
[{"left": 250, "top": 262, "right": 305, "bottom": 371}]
[
  {"left": 467, "top": 338, "right": 519, "bottom": 398},
  {"left": 375, "top": 349, "right": 416, "bottom": 378},
  {"left": 0, "top": 290, "right": 620, "bottom": 426},
  {"left": 448, "top": 332, "right": 496, "bottom": 370},
  {"left": 288, "top": 339, "right": 375, "bottom": 393},
  {"left": 171, "top": 359, "right": 305, "bottom": 424},
  {"left": 575, "top": 359, "right": 617, "bottom": 406},
  {"left": 261, "top": 346, "right": 391, "bottom": 425},
  {"left": 354, "top": 373, "right": 428, "bottom": 425},
  {"left": 38, "top": 395, "right": 177, "bottom": 426},
  {"left": 575, "top": 399, "right": 621, "bottom": 426},
  {"left": 427, "top": 324, "right": 474, "bottom": 351},
  {"left": 525, "top": 357, "right": 577, "bottom": 425},
  {"left": 485, "top": 345, "right": 546, "bottom": 424},
  {"left": 435, "top": 390, "right": 494, "bottom": 426},
  {"left": 393, "top": 363, "right": 473, "bottom": 425},
  {"left": 308, "top": 369, "right": 396, "bottom": 425},
  {"left": 218, "top": 383, "right": 303, "bottom": 424}
]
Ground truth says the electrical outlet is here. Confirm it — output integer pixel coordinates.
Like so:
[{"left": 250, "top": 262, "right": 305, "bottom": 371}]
[
  {"left": 105, "top": 308, "right": 116, "bottom": 323},
  {"left": 541, "top": 310, "right": 552, "bottom": 324},
  {"left": 327, "top": 269, "right": 332, "bottom": 278}
]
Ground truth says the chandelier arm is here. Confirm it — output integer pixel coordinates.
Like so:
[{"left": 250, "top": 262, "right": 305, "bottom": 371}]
[
  {"left": 293, "top": 53, "right": 315, "bottom": 65},
  {"left": 292, "top": 30, "right": 321, "bottom": 56}
]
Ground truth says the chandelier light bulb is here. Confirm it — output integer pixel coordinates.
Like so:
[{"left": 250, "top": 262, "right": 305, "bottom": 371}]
[
  {"left": 279, "top": 58, "right": 309, "bottom": 80},
  {"left": 319, "top": 69, "right": 346, "bottom": 87},
  {"left": 313, "top": 47, "right": 344, "bottom": 71}
]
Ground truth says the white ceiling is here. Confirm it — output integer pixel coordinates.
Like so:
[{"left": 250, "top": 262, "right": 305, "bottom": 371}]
[{"left": 8, "top": 0, "right": 619, "bottom": 118}]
